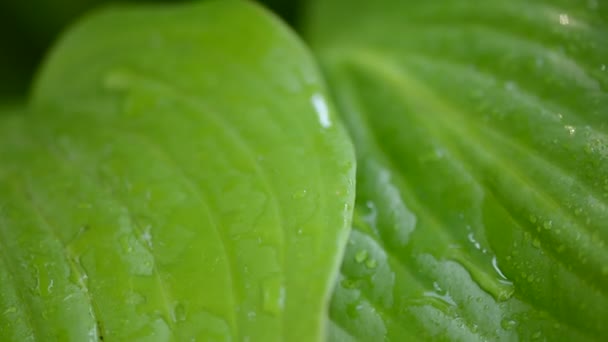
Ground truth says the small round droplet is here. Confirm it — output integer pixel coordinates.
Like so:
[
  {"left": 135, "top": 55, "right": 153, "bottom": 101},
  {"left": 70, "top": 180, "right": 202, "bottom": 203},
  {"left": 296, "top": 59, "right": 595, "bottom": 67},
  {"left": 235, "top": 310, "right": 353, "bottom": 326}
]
[
  {"left": 261, "top": 276, "right": 285, "bottom": 315},
  {"left": 365, "top": 259, "right": 377, "bottom": 269},
  {"left": 564, "top": 125, "right": 576, "bottom": 136},
  {"left": 355, "top": 250, "right": 368, "bottom": 263},
  {"left": 173, "top": 303, "right": 186, "bottom": 322},
  {"left": 341, "top": 278, "right": 357, "bottom": 289},
  {"left": 543, "top": 221, "right": 552, "bottom": 230},
  {"left": 532, "top": 238, "right": 541, "bottom": 248},
  {"left": 500, "top": 318, "right": 517, "bottom": 330},
  {"left": 292, "top": 190, "right": 307, "bottom": 199},
  {"left": 529, "top": 215, "right": 538, "bottom": 224}
]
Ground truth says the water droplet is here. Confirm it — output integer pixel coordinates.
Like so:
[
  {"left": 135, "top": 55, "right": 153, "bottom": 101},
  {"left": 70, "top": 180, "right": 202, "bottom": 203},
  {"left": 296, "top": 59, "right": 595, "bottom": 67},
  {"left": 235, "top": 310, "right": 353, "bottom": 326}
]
[
  {"left": 292, "top": 190, "right": 307, "bottom": 199},
  {"left": 173, "top": 303, "right": 186, "bottom": 322},
  {"left": 564, "top": 125, "right": 576, "bottom": 136},
  {"left": 491, "top": 256, "right": 510, "bottom": 281},
  {"left": 500, "top": 318, "right": 517, "bottom": 330},
  {"left": 47, "top": 279, "right": 54, "bottom": 294},
  {"left": 142, "top": 225, "right": 153, "bottom": 248},
  {"left": 467, "top": 232, "right": 482, "bottom": 250},
  {"left": 341, "top": 278, "right": 357, "bottom": 289},
  {"left": 602, "top": 64, "right": 607, "bottom": 71},
  {"left": 247, "top": 311, "right": 257, "bottom": 320},
  {"left": 125, "top": 291, "right": 146, "bottom": 305},
  {"left": 543, "top": 221, "right": 552, "bottom": 230},
  {"left": 120, "top": 235, "right": 133, "bottom": 253},
  {"left": 346, "top": 302, "right": 363, "bottom": 319},
  {"left": 311, "top": 93, "right": 332, "bottom": 128},
  {"left": 355, "top": 250, "right": 368, "bottom": 263},
  {"left": 261, "top": 275, "right": 285, "bottom": 315},
  {"left": 3, "top": 307, "right": 17, "bottom": 315},
  {"left": 365, "top": 258, "right": 377, "bottom": 269},
  {"left": 527, "top": 274, "right": 535, "bottom": 282},
  {"left": 532, "top": 238, "right": 541, "bottom": 248},
  {"left": 559, "top": 13, "right": 570, "bottom": 25},
  {"left": 529, "top": 215, "right": 537, "bottom": 224}
]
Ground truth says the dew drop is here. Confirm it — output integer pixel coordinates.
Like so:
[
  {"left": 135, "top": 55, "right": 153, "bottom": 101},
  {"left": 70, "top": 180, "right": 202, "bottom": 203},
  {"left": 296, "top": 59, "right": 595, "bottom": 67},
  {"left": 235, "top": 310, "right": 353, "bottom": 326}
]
[
  {"left": 341, "top": 278, "right": 357, "bottom": 289},
  {"left": 543, "top": 221, "right": 552, "bottom": 230},
  {"left": 529, "top": 215, "right": 537, "bottom": 224},
  {"left": 346, "top": 302, "right": 363, "bottom": 319},
  {"left": 3, "top": 307, "right": 17, "bottom": 315},
  {"left": 47, "top": 279, "right": 54, "bottom": 295},
  {"left": 292, "top": 190, "right": 307, "bottom": 199},
  {"left": 355, "top": 250, "right": 368, "bottom": 263},
  {"left": 365, "top": 258, "right": 377, "bottom": 269},
  {"left": 311, "top": 93, "right": 332, "bottom": 128},
  {"left": 564, "top": 125, "right": 576, "bottom": 136},
  {"left": 500, "top": 318, "right": 517, "bottom": 330},
  {"left": 126, "top": 291, "right": 146, "bottom": 306},
  {"left": 142, "top": 225, "right": 153, "bottom": 248},
  {"left": 261, "top": 275, "right": 285, "bottom": 315},
  {"left": 173, "top": 303, "right": 186, "bottom": 322},
  {"left": 532, "top": 238, "right": 541, "bottom": 248}
]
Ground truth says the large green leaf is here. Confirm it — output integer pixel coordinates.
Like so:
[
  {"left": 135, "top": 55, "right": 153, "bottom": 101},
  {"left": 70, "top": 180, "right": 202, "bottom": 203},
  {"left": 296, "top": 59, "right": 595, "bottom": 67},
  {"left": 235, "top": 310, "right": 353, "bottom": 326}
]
[
  {"left": 0, "top": 1, "right": 355, "bottom": 341},
  {"left": 304, "top": 0, "right": 608, "bottom": 340}
]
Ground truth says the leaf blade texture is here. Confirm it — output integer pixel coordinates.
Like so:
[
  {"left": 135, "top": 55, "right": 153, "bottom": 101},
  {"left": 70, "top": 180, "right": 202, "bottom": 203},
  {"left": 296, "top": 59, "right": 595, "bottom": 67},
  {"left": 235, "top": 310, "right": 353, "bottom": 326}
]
[
  {"left": 304, "top": 0, "right": 608, "bottom": 340},
  {"left": 0, "top": 1, "right": 356, "bottom": 341}
]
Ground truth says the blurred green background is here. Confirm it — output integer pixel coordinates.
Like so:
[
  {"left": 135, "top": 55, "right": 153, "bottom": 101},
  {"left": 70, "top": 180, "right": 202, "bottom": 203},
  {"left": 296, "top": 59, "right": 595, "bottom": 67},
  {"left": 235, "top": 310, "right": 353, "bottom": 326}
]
[{"left": 0, "top": 0, "right": 300, "bottom": 101}]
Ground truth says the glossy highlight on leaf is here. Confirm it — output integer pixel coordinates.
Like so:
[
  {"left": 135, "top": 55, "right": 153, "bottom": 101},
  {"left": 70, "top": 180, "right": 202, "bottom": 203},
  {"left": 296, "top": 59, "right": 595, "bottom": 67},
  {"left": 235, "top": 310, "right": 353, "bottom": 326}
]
[
  {"left": 0, "top": 1, "right": 356, "bottom": 341},
  {"left": 304, "top": 0, "right": 608, "bottom": 340}
]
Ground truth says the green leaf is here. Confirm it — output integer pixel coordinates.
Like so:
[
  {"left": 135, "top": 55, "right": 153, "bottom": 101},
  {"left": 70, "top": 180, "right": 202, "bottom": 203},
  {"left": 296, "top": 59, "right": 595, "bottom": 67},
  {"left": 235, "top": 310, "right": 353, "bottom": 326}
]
[
  {"left": 303, "top": 0, "right": 608, "bottom": 340},
  {"left": 0, "top": 1, "right": 355, "bottom": 341}
]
